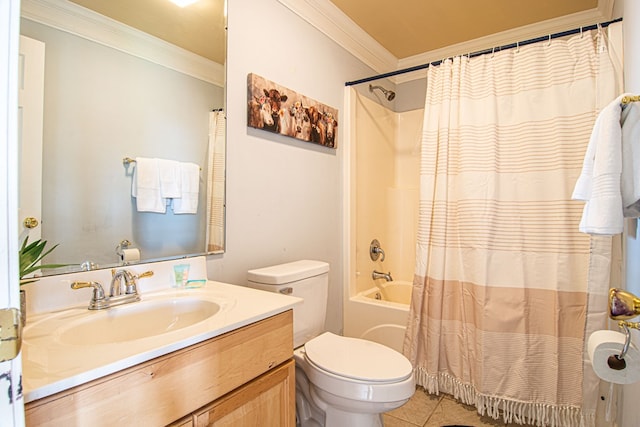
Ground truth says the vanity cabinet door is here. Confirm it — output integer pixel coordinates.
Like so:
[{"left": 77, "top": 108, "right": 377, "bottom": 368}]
[{"left": 193, "top": 359, "right": 295, "bottom": 427}]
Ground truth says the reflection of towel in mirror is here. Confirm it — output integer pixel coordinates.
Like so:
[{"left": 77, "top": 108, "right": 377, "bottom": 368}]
[
  {"left": 157, "top": 159, "right": 182, "bottom": 199},
  {"left": 172, "top": 162, "right": 200, "bottom": 214},
  {"left": 132, "top": 157, "right": 166, "bottom": 213}
]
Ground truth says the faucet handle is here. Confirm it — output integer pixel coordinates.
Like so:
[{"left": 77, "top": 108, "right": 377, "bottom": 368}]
[
  {"left": 125, "top": 270, "right": 153, "bottom": 295},
  {"left": 71, "top": 282, "right": 106, "bottom": 310},
  {"left": 136, "top": 270, "right": 154, "bottom": 280},
  {"left": 370, "top": 239, "right": 386, "bottom": 262}
]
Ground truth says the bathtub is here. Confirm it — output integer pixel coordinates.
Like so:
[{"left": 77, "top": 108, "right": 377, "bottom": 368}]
[{"left": 343, "top": 280, "right": 412, "bottom": 353}]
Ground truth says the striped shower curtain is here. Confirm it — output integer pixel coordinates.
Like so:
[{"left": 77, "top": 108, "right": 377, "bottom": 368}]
[{"left": 404, "top": 25, "right": 621, "bottom": 427}]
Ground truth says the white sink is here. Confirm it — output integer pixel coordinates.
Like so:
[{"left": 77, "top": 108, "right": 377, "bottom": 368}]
[
  {"left": 22, "top": 282, "right": 301, "bottom": 403},
  {"left": 56, "top": 298, "right": 221, "bottom": 345}
]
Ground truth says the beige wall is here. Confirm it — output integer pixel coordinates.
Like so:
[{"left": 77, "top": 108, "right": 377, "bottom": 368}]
[
  {"left": 208, "top": 0, "right": 379, "bottom": 335},
  {"left": 621, "top": 1, "right": 640, "bottom": 426},
  {"left": 353, "top": 93, "right": 422, "bottom": 295}
]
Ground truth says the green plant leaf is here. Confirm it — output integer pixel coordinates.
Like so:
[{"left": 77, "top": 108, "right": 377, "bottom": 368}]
[{"left": 19, "top": 236, "right": 70, "bottom": 283}]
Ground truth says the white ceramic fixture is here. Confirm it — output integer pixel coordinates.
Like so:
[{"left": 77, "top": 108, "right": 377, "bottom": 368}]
[
  {"left": 57, "top": 297, "right": 221, "bottom": 345},
  {"left": 247, "top": 260, "right": 415, "bottom": 427}
]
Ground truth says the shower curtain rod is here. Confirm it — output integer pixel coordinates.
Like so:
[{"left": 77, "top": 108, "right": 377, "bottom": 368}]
[{"left": 345, "top": 17, "right": 623, "bottom": 87}]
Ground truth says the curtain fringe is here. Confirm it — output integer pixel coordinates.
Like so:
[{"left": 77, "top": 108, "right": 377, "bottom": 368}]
[{"left": 414, "top": 367, "right": 596, "bottom": 427}]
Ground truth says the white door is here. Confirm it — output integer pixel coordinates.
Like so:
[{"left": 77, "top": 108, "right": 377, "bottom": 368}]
[
  {"left": 18, "top": 35, "right": 44, "bottom": 244},
  {"left": 0, "top": 0, "right": 25, "bottom": 426}
]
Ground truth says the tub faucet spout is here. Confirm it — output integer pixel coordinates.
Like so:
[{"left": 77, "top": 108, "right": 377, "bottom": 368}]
[{"left": 372, "top": 270, "right": 393, "bottom": 282}]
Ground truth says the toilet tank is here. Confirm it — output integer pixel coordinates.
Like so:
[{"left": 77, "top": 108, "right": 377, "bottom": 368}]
[{"left": 247, "top": 260, "right": 329, "bottom": 348}]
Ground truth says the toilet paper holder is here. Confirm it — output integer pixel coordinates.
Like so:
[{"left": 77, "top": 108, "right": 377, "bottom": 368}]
[{"left": 608, "top": 288, "right": 640, "bottom": 369}]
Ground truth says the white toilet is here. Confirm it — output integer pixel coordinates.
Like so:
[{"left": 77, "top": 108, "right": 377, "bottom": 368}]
[{"left": 247, "top": 260, "right": 415, "bottom": 427}]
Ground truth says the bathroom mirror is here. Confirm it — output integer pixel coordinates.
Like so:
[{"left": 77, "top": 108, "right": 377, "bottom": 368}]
[{"left": 19, "top": 0, "right": 226, "bottom": 275}]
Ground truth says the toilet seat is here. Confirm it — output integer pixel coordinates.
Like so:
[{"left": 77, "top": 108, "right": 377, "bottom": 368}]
[
  {"left": 295, "top": 347, "right": 414, "bottom": 406},
  {"left": 304, "top": 332, "right": 412, "bottom": 383}
]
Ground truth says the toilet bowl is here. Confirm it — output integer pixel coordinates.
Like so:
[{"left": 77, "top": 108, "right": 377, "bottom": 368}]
[
  {"left": 247, "top": 260, "right": 415, "bottom": 426},
  {"left": 295, "top": 332, "right": 414, "bottom": 427}
]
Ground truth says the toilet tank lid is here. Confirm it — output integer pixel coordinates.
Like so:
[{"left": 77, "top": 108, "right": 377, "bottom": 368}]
[{"left": 247, "top": 260, "right": 329, "bottom": 285}]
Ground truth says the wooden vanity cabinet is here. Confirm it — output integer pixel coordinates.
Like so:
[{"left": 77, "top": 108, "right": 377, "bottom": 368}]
[
  {"left": 190, "top": 359, "right": 295, "bottom": 426},
  {"left": 25, "top": 310, "right": 295, "bottom": 426}
]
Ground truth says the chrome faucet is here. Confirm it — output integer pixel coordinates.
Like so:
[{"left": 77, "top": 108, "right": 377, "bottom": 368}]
[
  {"left": 109, "top": 268, "right": 154, "bottom": 299},
  {"left": 71, "top": 269, "right": 153, "bottom": 310},
  {"left": 372, "top": 270, "right": 393, "bottom": 282},
  {"left": 110, "top": 268, "right": 136, "bottom": 297}
]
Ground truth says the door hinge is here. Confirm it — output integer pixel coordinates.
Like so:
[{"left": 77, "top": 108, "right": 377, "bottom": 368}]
[{"left": 0, "top": 308, "right": 22, "bottom": 362}]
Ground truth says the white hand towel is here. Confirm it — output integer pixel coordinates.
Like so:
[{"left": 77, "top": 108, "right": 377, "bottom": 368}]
[
  {"left": 572, "top": 95, "right": 624, "bottom": 235},
  {"left": 157, "top": 158, "right": 182, "bottom": 199},
  {"left": 621, "top": 103, "right": 640, "bottom": 217},
  {"left": 132, "top": 157, "right": 166, "bottom": 213},
  {"left": 172, "top": 162, "right": 200, "bottom": 214}
]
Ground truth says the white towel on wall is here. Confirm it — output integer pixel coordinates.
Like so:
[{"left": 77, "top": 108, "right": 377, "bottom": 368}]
[
  {"left": 132, "top": 157, "right": 166, "bottom": 213},
  {"left": 572, "top": 95, "right": 624, "bottom": 235},
  {"left": 172, "top": 162, "right": 200, "bottom": 214}
]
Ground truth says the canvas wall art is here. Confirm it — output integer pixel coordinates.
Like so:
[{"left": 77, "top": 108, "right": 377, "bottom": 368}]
[{"left": 247, "top": 73, "right": 338, "bottom": 149}]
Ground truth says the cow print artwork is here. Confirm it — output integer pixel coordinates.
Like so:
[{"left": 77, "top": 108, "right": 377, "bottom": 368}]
[{"left": 247, "top": 73, "right": 338, "bottom": 149}]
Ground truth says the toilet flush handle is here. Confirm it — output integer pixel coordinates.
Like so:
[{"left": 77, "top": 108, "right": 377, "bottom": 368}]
[{"left": 279, "top": 287, "right": 293, "bottom": 295}]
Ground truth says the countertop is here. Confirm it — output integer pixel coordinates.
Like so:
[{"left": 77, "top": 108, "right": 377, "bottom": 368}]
[{"left": 22, "top": 281, "right": 301, "bottom": 402}]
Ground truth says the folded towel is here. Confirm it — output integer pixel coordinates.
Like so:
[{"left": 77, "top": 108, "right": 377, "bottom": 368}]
[
  {"left": 132, "top": 157, "right": 166, "bottom": 213},
  {"left": 621, "top": 102, "right": 640, "bottom": 217},
  {"left": 157, "top": 159, "right": 182, "bottom": 199},
  {"left": 172, "top": 162, "right": 200, "bottom": 214},
  {"left": 572, "top": 95, "right": 625, "bottom": 235}
]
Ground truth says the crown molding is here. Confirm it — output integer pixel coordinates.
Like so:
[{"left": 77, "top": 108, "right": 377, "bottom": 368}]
[
  {"left": 20, "top": 0, "right": 224, "bottom": 86},
  {"left": 598, "top": 0, "right": 615, "bottom": 18},
  {"left": 276, "top": 0, "right": 398, "bottom": 74}
]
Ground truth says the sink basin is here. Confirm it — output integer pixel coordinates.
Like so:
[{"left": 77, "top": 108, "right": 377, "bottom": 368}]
[{"left": 57, "top": 298, "right": 221, "bottom": 345}]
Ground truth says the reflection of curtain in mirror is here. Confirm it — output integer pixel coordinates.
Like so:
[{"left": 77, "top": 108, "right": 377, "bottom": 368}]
[{"left": 206, "top": 110, "right": 225, "bottom": 252}]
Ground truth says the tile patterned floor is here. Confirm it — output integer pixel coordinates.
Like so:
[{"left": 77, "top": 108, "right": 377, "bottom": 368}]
[{"left": 383, "top": 388, "right": 536, "bottom": 427}]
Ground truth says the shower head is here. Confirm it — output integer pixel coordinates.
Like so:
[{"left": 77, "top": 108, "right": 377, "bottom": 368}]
[{"left": 369, "top": 84, "right": 396, "bottom": 101}]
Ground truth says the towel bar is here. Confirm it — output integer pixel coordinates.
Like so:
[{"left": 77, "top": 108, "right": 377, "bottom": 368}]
[{"left": 122, "top": 157, "right": 201, "bottom": 171}]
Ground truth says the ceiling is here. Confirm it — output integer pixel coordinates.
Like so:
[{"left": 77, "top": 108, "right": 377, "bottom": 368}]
[
  {"left": 68, "top": 0, "right": 606, "bottom": 66},
  {"left": 329, "top": 0, "right": 599, "bottom": 59},
  {"left": 69, "top": 0, "right": 226, "bottom": 64}
]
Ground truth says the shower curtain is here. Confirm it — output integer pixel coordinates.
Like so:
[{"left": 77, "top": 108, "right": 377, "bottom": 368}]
[
  {"left": 206, "top": 110, "right": 226, "bottom": 252},
  {"left": 404, "top": 25, "right": 621, "bottom": 427}
]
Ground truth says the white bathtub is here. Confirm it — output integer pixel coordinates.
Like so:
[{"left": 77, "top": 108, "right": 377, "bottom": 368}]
[{"left": 343, "top": 281, "right": 412, "bottom": 353}]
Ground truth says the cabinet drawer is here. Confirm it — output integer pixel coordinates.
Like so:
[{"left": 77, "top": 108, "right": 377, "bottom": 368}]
[{"left": 25, "top": 310, "right": 293, "bottom": 426}]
